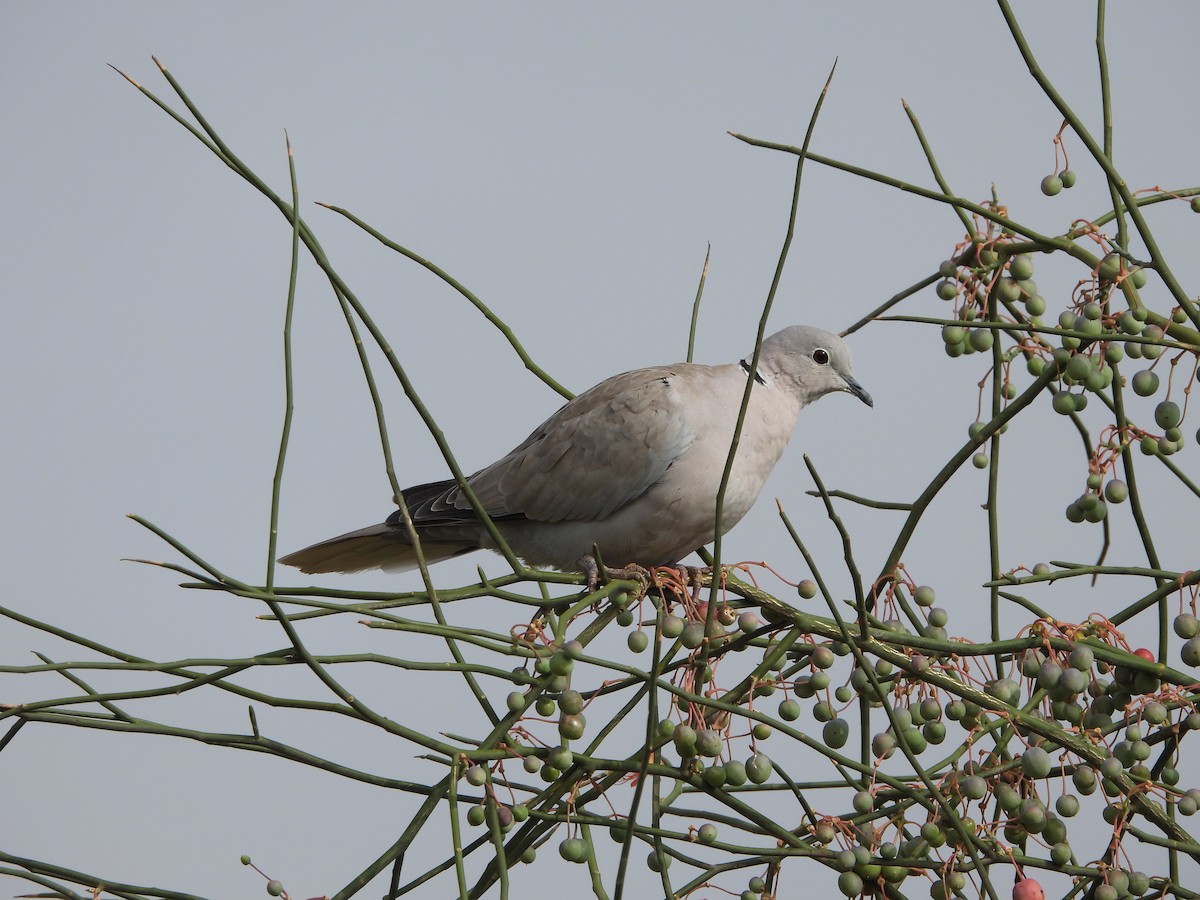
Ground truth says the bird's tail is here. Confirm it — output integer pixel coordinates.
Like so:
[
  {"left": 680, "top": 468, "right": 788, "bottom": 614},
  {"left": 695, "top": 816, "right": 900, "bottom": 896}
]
[{"left": 278, "top": 522, "right": 475, "bottom": 575}]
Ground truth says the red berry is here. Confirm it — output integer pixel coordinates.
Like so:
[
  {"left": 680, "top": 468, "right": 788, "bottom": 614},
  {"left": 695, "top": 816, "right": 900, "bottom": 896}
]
[
  {"left": 1013, "top": 878, "right": 1045, "bottom": 900},
  {"left": 1134, "top": 648, "right": 1155, "bottom": 663}
]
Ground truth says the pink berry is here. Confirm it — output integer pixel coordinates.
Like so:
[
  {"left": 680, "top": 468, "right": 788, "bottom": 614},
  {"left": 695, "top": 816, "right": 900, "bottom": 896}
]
[{"left": 1013, "top": 878, "right": 1045, "bottom": 900}]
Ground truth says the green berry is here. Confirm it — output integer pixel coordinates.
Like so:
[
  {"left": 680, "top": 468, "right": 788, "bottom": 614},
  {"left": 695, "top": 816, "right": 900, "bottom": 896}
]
[
  {"left": 1083, "top": 498, "right": 1107, "bottom": 523},
  {"left": 1060, "top": 169, "right": 1077, "bottom": 188},
  {"left": 1098, "top": 253, "right": 1123, "bottom": 281},
  {"left": 852, "top": 790, "right": 874, "bottom": 814},
  {"left": 1181, "top": 636, "right": 1200, "bottom": 667},
  {"left": 549, "top": 651, "right": 575, "bottom": 677},
  {"left": 1052, "top": 391, "right": 1076, "bottom": 415},
  {"left": 1019, "top": 797, "right": 1048, "bottom": 832},
  {"left": 548, "top": 745, "right": 573, "bottom": 770},
  {"left": 558, "top": 713, "right": 586, "bottom": 740},
  {"left": 1041, "top": 174, "right": 1063, "bottom": 196},
  {"left": 823, "top": 717, "right": 849, "bottom": 749},
  {"left": 1119, "top": 312, "right": 1144, "bottom": 335},
  {"left": 837, "top": 871, "right": 864, "bottom": 897},
  {"left": 1155, "top": 400, "right": 1182, "bottom": 429},
  {"left": 646, "top": 851, "right": 674, "bottom": 874},
  {"left": 969, "top": 328, "right": 994, "bottom": 352},
  {"left": 723, "top": 760, "right": 747, "bottom": 786},
  {"left": 266, "top": 881, "right": 284, "bottom": 898},
  {"left": 1056, "top": 793, "right": 1080, "bottom": 817},
  {"left": 1068, "top": 645, "right": 1094, "bottom": 671},
  {"left": 871, "top": 731, "right": 896, "bottom": 759},
  {"left": 797, "top": 579, "right": 818, "bottom": 599},
  {"left": 778, "top": 699, "right": 801, "bottom": 721},
  {"left": 1064, "top": 354, "right": 1091, "bottom": 382},
  {"left": 1037, "top": 660, "right": 1064, "bottom": 690},
  {"left": 627, "top": 630, "right": 649, "bottom": 653},
  {"left": 1010, "top": 255, "right": 1035, "bottom": 280},
  {"left": 1174, "top": 613, "right": 1200, "bottom": 639},
  {"left": 745, "top": 752, "right": 773, "bottom": 784},
  {"left": 997, "top": 276, "right": 1022, "bottom": 303},
  {"left": 559, "top": 837, "right": 587, "bottom": 862},
  {"left": 466, "top": 805, "right": 487, "bottom": 827},
  {"left": 960, "top": 775, "right": 987, "bottom": 800},
  {"left": 738, "top": 611, "right": 762, "bottom": 633},
  {"left": 1022, "top": 746, "right": 1053, "bottom": 779},
  {"left": 240, "top": 855, "right": 252, "bottom": 866},
  {"left": 1192, "top": 196, "right": 1200, "bottom": 213},
  {"left": 1104, "top": 479, "right": 1128, "bottom": 503},
  {"left": 697, "top": 823, "right": 718, "bottom": 844},
  {"left": 938, "top": 259, "right": 958, "bottom": 277},
  {"left": 1072, "top": 766, "right": 1097, "bottom": 794},
  {"left": 972, "top": 452, "right": 988, "bottom": 469},
  {"left": 680, "top": 622, "right": 705, "bottom": 649},
  {"left": 936, "top": 279, "right": 958, "bottom": 301},
  {"left": 921, "top": 821, "right": 947, "bottom": 846},
  {"left": 986, "top": 677, "right": 1020, "bottom": 704},
  {"left": 559, "top": 690, "right": 584, "bottom": 715},
  {"left": 661, "top": 614, "right": 684, "bottom": 638},
  {"left": 694, "top": 728, "right": 722, "bottom": 758}
]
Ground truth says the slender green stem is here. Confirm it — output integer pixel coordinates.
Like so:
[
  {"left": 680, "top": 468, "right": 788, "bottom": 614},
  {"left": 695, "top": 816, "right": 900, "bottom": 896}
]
[
  {"left": 710, "top": 60, "right": 837, "bottom": 606},
  {"left": 686, "top": 243, "right": 710, "bottom": 363}
]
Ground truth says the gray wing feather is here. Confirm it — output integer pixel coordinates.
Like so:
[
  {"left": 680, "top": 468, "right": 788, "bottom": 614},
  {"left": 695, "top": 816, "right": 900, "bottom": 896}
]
[{"left": 455, "top": 367, "right": 696, "bottom": 523}]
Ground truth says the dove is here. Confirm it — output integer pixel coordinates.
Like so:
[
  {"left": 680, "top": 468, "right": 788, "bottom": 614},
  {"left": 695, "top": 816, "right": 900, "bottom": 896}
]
[{"left": 280, "top": 325, "right": 871, "bottom": 586}]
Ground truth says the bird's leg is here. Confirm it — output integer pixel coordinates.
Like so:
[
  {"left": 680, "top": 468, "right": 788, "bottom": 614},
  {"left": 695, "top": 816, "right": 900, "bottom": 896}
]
[
  {"left": 682, "top": 565, "right": 712, "bottom": 591},
  {"left": 579, "top": 555, "right": 651, "bottom": 596}
]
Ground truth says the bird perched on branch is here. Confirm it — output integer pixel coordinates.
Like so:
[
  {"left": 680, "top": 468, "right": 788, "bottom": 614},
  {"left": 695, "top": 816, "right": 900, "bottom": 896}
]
[{"left": 280, "top": 325, "right": 871, "bottom": 588}]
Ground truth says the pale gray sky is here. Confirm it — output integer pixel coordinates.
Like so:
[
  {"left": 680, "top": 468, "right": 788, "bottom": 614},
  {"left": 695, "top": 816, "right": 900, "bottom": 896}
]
[{"left": 4, "top": 3, "right": 1198, "bottom": 898}]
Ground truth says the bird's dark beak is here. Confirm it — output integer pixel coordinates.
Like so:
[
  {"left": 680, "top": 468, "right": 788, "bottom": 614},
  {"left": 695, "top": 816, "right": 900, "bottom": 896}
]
[{"left": 842, "top": 374, "right": 873, "bottom": 408}]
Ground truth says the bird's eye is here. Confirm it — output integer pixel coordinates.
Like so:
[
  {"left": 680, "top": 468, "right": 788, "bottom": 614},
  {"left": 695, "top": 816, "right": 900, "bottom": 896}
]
[{"left": 812, "top": 348, "right": 830, "bottom": 365}]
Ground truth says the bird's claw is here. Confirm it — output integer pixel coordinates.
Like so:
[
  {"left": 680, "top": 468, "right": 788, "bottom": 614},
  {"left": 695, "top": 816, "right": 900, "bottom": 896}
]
[
  {"left": 581, "top": 557, "right": 711, "bottom": 600},
  {"left": 580, "top": 556, "right": 651, "bottom": 595}
]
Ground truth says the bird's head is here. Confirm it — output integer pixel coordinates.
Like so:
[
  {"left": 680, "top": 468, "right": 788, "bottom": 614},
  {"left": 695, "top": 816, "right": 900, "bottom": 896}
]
[{"left": 754, "top": 325, "right": 873, "bottom": 408}]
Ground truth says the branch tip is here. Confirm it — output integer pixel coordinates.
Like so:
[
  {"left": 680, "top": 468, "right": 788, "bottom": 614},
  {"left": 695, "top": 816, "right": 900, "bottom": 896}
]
[
  {"left": 822, "top": 58, "right": 838, "bottom": 92},
  {"left": 107, "top": 63, "right": 141, "bottom": 88}
]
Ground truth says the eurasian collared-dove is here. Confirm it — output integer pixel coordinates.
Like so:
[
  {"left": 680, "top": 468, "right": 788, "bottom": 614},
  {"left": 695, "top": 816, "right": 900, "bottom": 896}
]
[{"left": 280, "top": 325, "right": 871, "bottom": 583}]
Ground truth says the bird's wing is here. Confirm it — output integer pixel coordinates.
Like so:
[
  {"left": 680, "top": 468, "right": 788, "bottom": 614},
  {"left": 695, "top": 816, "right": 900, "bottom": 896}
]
[{"left": 433, "top": 366, "right": 700, "bottom": 524}]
